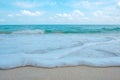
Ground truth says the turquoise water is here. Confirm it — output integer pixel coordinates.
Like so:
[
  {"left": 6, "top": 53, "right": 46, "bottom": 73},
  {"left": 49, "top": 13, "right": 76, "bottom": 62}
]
[
  {"left": 0, "top": 25, "right": 120, "bottom": 34},
  {"left": 1, "top": 25, "right": 120, "bottom": 69}
]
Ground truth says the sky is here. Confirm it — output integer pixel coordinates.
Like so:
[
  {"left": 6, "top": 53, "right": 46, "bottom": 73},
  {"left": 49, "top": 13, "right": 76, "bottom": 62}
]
[{"left": 0, "top": 0, "right": 120, "bottom": 24}]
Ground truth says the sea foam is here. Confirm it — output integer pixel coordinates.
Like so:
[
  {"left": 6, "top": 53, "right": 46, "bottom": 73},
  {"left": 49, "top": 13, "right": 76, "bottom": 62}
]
[
  {"left": 12, "top": 29, "right": 44, "bottom": 34},
  {"left": 0, "top": 25, "right": 120, "bottom": 34},
  {"left": 0, "top": 33, "right": 120, "bottom": 69}
]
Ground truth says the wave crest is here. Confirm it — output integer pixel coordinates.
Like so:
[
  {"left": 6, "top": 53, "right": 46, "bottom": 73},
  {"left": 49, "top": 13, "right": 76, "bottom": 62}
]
[{"left": 12, "top": 29, "right": 45, "bottom": 34}]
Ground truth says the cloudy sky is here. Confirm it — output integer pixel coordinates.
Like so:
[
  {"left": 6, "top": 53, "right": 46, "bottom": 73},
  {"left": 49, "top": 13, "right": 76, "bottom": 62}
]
[{"left": 0, "top": 0, "right": 120, "bottom": 24}]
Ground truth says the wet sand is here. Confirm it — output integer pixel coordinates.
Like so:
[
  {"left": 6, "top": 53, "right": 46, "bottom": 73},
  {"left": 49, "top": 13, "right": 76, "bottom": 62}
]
[{"left": 0, "top": 66, "right": 120, "bottom": 80}]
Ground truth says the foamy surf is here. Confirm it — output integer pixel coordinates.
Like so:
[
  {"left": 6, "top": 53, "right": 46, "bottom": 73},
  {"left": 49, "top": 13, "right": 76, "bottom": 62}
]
[
  {"left": 0, "top": 33, "right": 120, "bottom": 69},
  {"left": 0, "top": 25, "right": 120, "bottom": 34},
  {"left": 12, "top": 29, "right": 45, "bottom": 34}
]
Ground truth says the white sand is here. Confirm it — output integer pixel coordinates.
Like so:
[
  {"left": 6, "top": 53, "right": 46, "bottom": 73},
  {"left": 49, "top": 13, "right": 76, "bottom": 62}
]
[{"left": 0, "top": 66, "right": 120, "bottom": 80}]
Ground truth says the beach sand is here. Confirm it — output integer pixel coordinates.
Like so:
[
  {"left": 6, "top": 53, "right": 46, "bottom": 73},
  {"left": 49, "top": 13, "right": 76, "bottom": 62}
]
[{"left": 0, "top": 66, "right": 120, "bottom": 80}]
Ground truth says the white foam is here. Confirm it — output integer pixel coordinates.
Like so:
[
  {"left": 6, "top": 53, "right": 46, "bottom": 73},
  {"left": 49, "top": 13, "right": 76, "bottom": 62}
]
[
  {"left": 12, "top": 29, "right": 44, "bottom": 34},
  {"left": 0, "top": 33, "right": 120, "bottom": 69}
]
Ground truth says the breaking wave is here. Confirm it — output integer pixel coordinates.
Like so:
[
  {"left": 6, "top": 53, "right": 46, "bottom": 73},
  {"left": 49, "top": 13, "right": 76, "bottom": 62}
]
[
  {"left": 0, "top": 25, "right": 120, "bottom": 34},
  {"left": 12, "top": 30, "right": 45, "bottom": 34},
  {"left": 0, "top": 33, "right": 120, "bottom": 69}
]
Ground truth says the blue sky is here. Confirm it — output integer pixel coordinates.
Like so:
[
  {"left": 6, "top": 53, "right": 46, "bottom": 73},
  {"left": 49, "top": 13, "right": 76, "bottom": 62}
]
[{"left": 0, "top": 0, "right": 120, "bottom": 24}]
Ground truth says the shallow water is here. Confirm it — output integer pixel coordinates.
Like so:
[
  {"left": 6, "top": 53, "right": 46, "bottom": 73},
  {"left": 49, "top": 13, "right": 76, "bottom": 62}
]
[
  {"left": 0, "top": 25, "right": 120, "bottom": 69},
  {"left": 0, "top": 33, "right": 120, "bottom": 69}
]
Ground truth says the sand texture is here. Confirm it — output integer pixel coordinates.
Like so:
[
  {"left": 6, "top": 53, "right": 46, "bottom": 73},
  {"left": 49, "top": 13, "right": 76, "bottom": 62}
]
[{"left": 0, "top": 66, "right": 120, "bottom": 80}]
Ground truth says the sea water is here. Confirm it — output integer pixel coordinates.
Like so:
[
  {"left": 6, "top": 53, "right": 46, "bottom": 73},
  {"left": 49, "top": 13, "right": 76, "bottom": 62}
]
[{"left": 0, "top": 25, "right": 120, "bottom": 69}]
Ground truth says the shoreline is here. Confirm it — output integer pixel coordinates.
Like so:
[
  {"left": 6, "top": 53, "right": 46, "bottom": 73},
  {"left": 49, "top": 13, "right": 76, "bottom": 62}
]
[
  {"left": 0, "top": 66, "right": 120, "bottom": 80},
  {"left": 1, "top": 65, "right": 120, "bottom": 70}
]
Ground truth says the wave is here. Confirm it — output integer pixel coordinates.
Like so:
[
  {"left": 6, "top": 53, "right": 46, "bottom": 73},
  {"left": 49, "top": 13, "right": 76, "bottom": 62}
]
[
  {"left": 0, "top": 53, "right": 120, "bottom": 69},
  {"left": 0, "top": 26, "right": 120, "bottom": 34},
  {"left": 73, "top": 27, "right": 120, "bottom": 33},
  {"left": 0, "top": 34, "right": 120, "bottom": 69},
  {"left": 12, "top": 30, "right": 45, "bottom": 34}
]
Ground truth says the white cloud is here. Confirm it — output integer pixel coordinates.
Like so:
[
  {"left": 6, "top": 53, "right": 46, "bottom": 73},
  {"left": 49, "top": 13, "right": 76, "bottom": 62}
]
[
  {"left": 14, "top": 1, "right": 57, "bottom": 8},
  {"left": 21, "top": 10, "right": 42, "bottom": 16},
  {"left": 52, "top": 10, "right": 89, "bottom": 23},
  {"left": 72, "top": 1, "right": 104, "bottom": 10},
  {"left": 15, "top": 2, "right": 38, "bottom": 8},
  {"left": 56, "top": 10, "right": 85, "bottom": 20},
  {"left": 72, "top": 10, "right": 85, "bottom": 17},
  {"left": 56, "top": 13, "right": 72, "bottom": 20},
  {"left": 92, "top": 9, "right": 120, "bottom": 23},
  {"left": 5, "top": 0, "right": 120, "bottom": 24},
  {"left": 8, "top": 10, "right": 43, "bottom": 17},
  {"left": 93, "top": 10, "right": 106, "bottom": 17},
  {"left": 118, "top": 1, "right": 120, "bottom": 7},
  {"left": 80, "top": 1, "right": 91, "bottom": 8}
]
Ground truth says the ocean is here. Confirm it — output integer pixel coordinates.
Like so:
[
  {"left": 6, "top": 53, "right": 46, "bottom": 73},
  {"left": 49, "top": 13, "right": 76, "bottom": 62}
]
[
  {"left": 0, "top": 25, "right": 120, "bottom": 69},
  {"left": 0, "top": 25, "right": 120, "bottom": 34}
]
